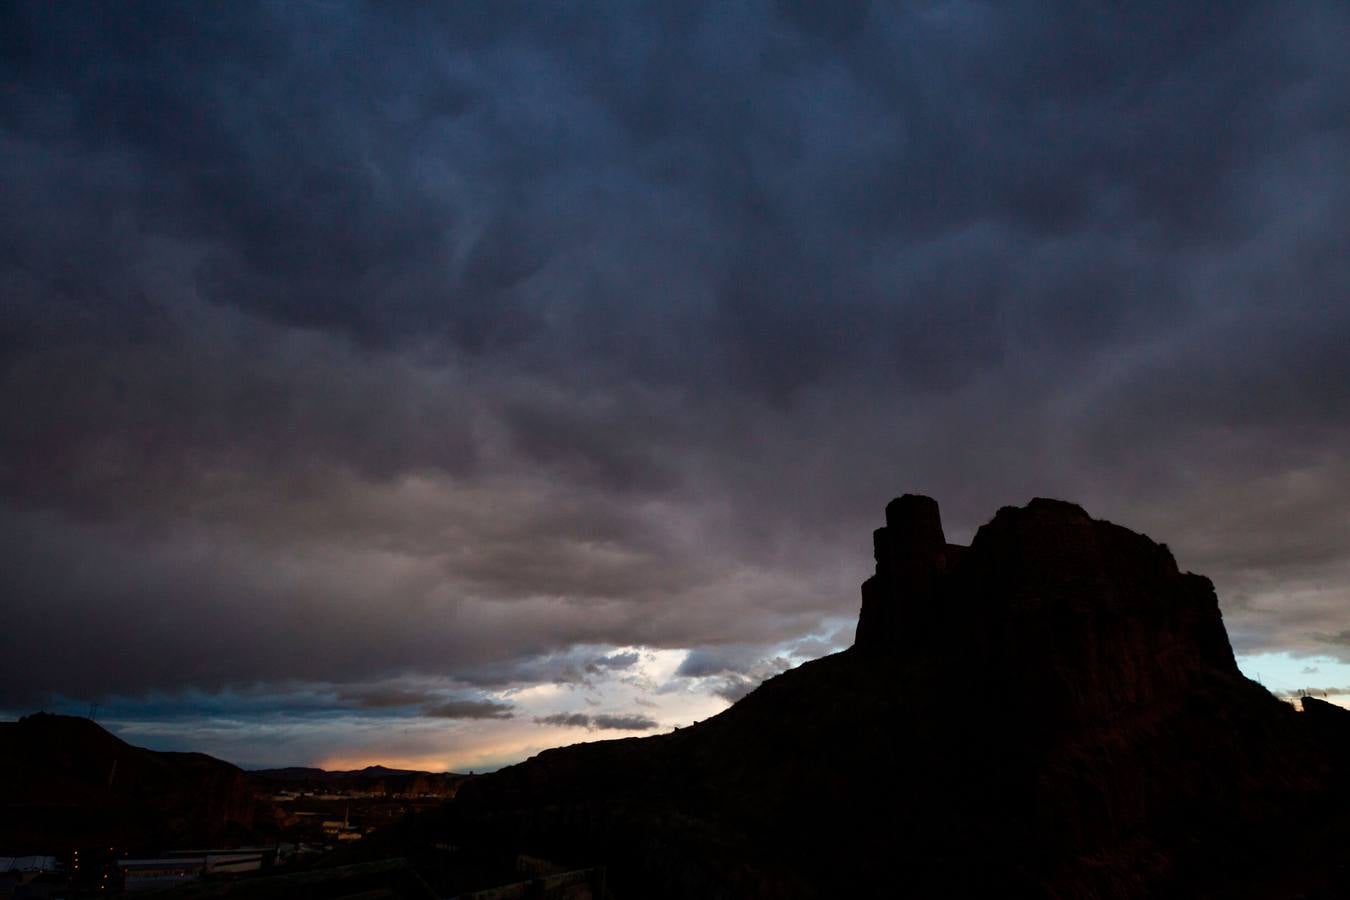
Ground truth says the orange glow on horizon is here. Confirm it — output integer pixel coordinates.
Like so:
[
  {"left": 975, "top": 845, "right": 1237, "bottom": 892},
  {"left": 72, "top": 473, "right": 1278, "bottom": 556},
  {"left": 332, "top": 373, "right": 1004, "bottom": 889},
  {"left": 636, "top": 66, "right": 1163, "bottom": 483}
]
[
  {"left": 314, "top": 726, "right": 664, "bottom": 774},
  {"left": 314, "top": 752, "right": 457, "bottom": 773}
]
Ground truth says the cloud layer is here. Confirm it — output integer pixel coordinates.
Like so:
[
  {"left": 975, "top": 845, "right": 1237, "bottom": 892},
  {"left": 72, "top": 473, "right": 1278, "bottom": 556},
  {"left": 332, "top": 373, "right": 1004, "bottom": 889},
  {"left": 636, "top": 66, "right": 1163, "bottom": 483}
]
[{"left": 2, "top": 1, "right": 1348, "bottom": 765}]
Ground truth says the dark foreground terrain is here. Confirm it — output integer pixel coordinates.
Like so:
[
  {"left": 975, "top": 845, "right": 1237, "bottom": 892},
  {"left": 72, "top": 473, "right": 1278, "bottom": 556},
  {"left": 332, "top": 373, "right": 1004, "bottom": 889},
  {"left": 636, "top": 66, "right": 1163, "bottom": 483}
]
[
  {"left": 0, "top": 715, "right": 461, "bottom": 876},
  {"left": 249, "top": 766, "right": 464, "bottom": 799},
  {"left": 350, "top": 496, "right": 1350, "bottom": 898}
]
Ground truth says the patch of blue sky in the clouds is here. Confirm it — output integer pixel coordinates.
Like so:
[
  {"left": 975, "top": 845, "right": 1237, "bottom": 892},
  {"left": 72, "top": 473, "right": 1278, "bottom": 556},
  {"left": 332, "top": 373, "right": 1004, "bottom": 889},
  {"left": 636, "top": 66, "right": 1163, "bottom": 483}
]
[{"left": 1237, "top": 653, "right": 1350, "bottom": 708}]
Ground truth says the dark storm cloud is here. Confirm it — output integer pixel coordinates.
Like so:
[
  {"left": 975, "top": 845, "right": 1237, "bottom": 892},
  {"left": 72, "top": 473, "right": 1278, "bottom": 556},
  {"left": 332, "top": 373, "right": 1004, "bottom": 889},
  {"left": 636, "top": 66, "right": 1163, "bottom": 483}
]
[
  {"left": 711, "top": 677, "right": 760, "bottom": 704},
  {"left": 535, "top": 712, "right": 659, "bottom": 732},
  {"left": 588, "top": 651, "right": 641, "bottom": 673},
  {"left": 591, "top": 713, "right": 660, "bottom": 731},
  {"left": 2, "top": 0, "right": 1349, "bottom": 722},
  {"left": 422, "top": 699, "right": 515, "bottom": 721},
  {"left": 454, "top": 647, "right": 659, "bottom": 693},
  {"left": 675, "top": 647, "right": 772, "bottom": 679},
  {"left": 337, "top": 686, "right": 438, "bottom": 710},
  {"left": 534, "top": 713, "right": 593, "bottom": 729},
  {"left": 674, "top": 646, "right": 796, "bottom": 702}
]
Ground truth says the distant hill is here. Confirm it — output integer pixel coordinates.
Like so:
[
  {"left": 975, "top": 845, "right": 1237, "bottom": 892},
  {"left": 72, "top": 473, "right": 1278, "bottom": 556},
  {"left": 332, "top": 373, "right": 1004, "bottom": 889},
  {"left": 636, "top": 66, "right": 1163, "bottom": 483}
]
[
  {"left": 248, "top": 765, "right": 465, "bottom": 798},
  {"left": 355, "top": 496, "right": 1350, "bottom": 898},
  {"left": 0, "top": 713, "right": 269, "bottom": 854}
]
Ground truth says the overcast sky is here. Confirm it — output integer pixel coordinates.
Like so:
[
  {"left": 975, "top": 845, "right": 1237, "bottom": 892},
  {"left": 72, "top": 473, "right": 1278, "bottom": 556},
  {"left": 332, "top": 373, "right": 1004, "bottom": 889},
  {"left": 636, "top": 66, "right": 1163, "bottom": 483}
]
[{"left": 2, "top": 1, "right": 1348, "bottom": 770}]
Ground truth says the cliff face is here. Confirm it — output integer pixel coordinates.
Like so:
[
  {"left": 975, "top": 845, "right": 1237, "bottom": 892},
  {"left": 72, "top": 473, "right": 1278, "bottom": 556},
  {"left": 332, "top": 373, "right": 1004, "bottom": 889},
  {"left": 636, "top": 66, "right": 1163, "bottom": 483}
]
[
  {"left": 375, "top": 497, "right": 1348, "bottom": 898},
  {"left": 850, "top": 497, "right": 1324, "bottom": 889},
  {"left": 857, "top": 496, "right": 1241, "bottom": 721}
]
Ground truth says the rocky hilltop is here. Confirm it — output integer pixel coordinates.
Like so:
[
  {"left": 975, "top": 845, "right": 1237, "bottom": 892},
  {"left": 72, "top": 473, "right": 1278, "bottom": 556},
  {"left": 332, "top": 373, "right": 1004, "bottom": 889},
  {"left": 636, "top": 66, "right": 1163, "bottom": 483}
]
[
  {"left": 361, "top": 497, "right": 1350, "bottom": 898},
  {"left": 0, "top": 713, "right": 268, "bottom": 853}
]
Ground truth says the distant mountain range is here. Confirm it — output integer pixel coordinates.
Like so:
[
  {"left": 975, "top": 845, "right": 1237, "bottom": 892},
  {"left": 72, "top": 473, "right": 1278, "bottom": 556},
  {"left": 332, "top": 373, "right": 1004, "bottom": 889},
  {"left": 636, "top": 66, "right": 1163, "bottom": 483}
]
[
  {"left": 0, "top": 715, "right": 465, "bottom": 854},
  {"left": 248, "top": 765, "right": 465, "bottom": 797}
]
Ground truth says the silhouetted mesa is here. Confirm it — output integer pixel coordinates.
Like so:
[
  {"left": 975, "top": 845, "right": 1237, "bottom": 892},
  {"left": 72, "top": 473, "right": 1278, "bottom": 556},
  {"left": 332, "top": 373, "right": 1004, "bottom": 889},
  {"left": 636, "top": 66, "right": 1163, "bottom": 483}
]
[{"left": 855, "top": 496, "right": 1243, "bottom": 728}]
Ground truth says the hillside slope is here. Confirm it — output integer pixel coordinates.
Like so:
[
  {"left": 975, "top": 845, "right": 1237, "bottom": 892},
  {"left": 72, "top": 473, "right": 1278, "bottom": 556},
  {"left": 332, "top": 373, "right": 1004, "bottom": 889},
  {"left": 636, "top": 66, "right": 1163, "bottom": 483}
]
[{"left": 0, "top": 713, "right": 267, "bottom": 853}]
